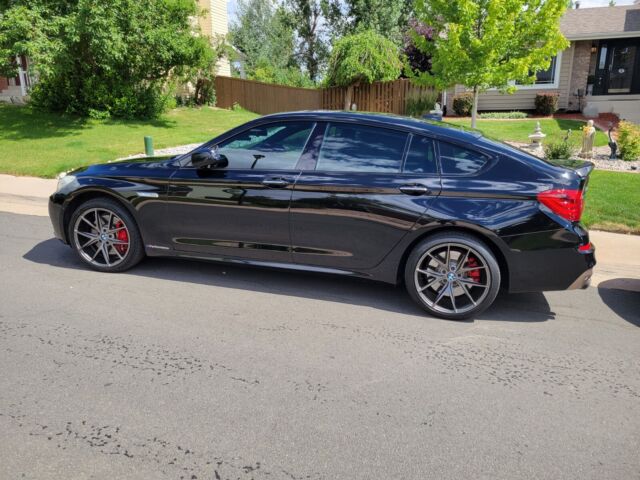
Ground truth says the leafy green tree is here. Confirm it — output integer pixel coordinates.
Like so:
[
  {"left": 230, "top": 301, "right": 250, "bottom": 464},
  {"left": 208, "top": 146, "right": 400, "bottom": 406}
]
[
  {"left": 230, "top": 0, "right": 310, "bottom": 85},
  {"left": 325, "top": 30, "right": 403, "bottom": 109},
  {"left": 284, "top": 0, "right": 328, "bottom": 82},
  {"left": 412, "top": 0, "right": 569, "bottom": 127},
  {"left": 0, "top": 0, "right": 212, "bottom": 118},
  {"left": 322, "top": 0, "right": 413, "bottom": 44}
]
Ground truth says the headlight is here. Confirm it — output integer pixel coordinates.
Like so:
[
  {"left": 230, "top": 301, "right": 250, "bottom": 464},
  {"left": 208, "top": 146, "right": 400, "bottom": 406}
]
[{"left": 56, "top": 173, "right": 76, "bottom": 191}]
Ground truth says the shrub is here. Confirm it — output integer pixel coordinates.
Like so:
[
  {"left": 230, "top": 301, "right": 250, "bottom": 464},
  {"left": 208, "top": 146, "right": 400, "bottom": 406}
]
[
  {"left": 618, "top": 120, "right": 640, "bottom": 161},
  {"left": 544, "top": 140, "right": 574, "bottom": 160},
  {"left": 452, "top": 93, "right": 474, "bottom": 116},
  {"left": 534, "top": 93, "right": 559, "bottom": 115},
  {"left": 479, "top": 111, "right": 528, "bottom": 119},
  {"left": 405, "top": 90, "right": 439, "bottom": 117}
]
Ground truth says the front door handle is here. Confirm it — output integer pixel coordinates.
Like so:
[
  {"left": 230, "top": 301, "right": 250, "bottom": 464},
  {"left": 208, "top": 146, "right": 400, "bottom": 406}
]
[
  {"left": 262, "top": 178, "right": 289, "bottom": 188},
  {"left": 399, "top": 184, "right": 429, "bottom": 196}
]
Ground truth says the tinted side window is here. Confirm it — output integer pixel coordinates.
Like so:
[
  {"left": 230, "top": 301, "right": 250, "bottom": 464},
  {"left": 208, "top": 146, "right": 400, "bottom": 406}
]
[
  {"left": 404, "top": 135, "right": 437, "bottom": 174},
  {"left": 316, "top": 123, "right": 407, "bottom": 173},
  {"left": 438, "top": 141, "right": 488, "bottom": 175},
  {"left": 217, "top": 121, "right": 314, "bottom": 170}
]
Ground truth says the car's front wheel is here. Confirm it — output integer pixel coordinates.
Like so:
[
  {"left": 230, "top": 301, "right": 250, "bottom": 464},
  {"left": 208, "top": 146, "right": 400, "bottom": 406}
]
[
  {"left": 68, "top": 198, "right": 145, "bottom": 272},
  {"left": 405, "top": 233, "right": 501, "bottom": 320}
]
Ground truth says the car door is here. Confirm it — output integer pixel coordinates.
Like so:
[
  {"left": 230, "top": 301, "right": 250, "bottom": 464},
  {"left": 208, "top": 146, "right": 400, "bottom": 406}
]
[
  {"left": 167, "top": 120, "right": 315, "bottom": 262},
  {"left": 290, "top": 122, "right": 441, "bottom": 271}
]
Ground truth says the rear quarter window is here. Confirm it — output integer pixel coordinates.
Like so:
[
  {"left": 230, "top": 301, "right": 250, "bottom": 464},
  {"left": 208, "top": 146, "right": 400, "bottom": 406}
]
[{"left": 438, "top": 141, "right": 489, "bottom": 175}]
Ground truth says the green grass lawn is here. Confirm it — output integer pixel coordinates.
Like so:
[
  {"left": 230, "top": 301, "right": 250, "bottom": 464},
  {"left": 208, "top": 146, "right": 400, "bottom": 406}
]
[
  {"left": 0, "top": 104, "right": 258, "bottom": 178},
  {"left": 444, "top": 118, "right": 609, "bottom": 147},
  {"left": 583, "top": 170, "right": 640, "bottom": 234}
]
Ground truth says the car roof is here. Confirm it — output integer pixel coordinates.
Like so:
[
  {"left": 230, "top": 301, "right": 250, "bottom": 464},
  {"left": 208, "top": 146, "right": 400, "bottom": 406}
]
[{"left": 259, "top": 110, "right": 483, "bottom": 143}]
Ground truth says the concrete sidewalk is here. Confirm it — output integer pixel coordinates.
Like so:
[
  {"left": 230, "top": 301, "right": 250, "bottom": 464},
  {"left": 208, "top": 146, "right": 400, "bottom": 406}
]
[{"left": 1, "top": 173, "right": 638, "bottom": 290}]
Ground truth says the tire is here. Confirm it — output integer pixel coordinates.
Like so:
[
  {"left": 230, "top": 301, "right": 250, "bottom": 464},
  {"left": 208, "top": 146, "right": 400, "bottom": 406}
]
[
  {"left": 68, "top": 197, "right": 145, "bottom": 273},
  {"left": 404, "top": 232, "right": 501, "bottom": 320}
]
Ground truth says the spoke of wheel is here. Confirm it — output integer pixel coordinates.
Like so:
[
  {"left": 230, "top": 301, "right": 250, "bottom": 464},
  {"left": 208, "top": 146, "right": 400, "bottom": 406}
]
[
  {"left": 449, "top": 283, "right": 458, "bottom": 313},
  {"left": 107, "top": 226, "right": 127, "bottom": 234},
  {"left": 417, "top": 268, "right": 444, "bottom": 277},
  {"left": 445, "top": 244, "right": 451, "bottom": 267},
  {"left": 80, "top": 216, "right": 98, "bottom": 231},
  {"left": 456, "top": 249, "right": 470, "bottom": 272},
  {"left": 100, "top": 243, "right": 111, "bottom": 266},
  {"left": 76, "top": 230, "right": 98, "bottom": 240},
  {"left": 109, "top": 239, "right": 128, "bottom": 246},
  {"left": 106, "top": 212, "right": 114, "bottom": 231},
  {"left": 81, "top": 237, "right": 99, "bottom": 249},
  {"left": 457, "top": 280, "right": 477, "bottom": 306},
  {"left": 95, "top": 210, "right": 103, "bottom": 230},
  {"left": 428, "top": 253, "right": 447, "bottom": 270},
  {"left": 433, "top": 282, "right": 449, "bottom": 306},
  {"left": 419, "top": 277, "right": 443, "bottom": 292},
  {"left": 457, "top": 277, "right": 489, "bottom": 288},
  {"left": 89, "top": 247, "right": 102, "bottom": 261},
  {"left": 111, "top": 245, "right": 124, "bottom": 261}
]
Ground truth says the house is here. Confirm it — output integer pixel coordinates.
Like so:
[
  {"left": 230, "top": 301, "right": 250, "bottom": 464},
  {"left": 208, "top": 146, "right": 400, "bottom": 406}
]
[
  {"left": 0, "top": 56, "right": 34, "bottom": 104},
  {"left": 0, "top": 0, "right": 230, "bottom": 104},
  {"left": 197, "top": 0, "right": 231, "bottom": 76},
  {"left": 446, "top": 4, "right": 640, "bottom": 123}
]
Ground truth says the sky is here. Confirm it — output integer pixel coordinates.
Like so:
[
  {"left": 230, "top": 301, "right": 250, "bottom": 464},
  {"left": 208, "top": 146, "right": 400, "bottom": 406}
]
[{"left": 226, "top": 0, "right": 637, "bottom": 24}]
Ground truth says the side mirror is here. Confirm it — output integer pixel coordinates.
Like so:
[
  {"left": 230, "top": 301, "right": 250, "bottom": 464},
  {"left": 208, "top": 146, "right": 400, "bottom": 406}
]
[{"left": 191, "top": 148, "right": 228, "bottom": 169}]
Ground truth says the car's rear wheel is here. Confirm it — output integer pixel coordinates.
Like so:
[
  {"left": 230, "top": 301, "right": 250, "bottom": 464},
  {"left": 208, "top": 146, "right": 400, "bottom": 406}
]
[
  {"left": 405, "top": 233, "right": 501, "bottom": 320},
  {"left": 68, "top": 198, "right": 144, "bottom": 272}
]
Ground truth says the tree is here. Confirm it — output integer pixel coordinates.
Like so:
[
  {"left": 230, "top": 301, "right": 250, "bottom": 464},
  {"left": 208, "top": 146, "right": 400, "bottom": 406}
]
[
  {"left": 325, "top": 30, "right": 403, "bottom": 110},
  {"left": 230, "top": 0, "right": 308, "bottom": 85},
  {"left": 284, "top": 0, "right": 328, "bottom": 82},
  {"left": 412, "top": 0, "right": 569, "bottom": 127},
  {"left": 403, "top": 19, "right": 434, "bottom": 77},
  {"left": 0, "top": 0, "right": 212, "bottom": 118},
  {"left": 322, "top": 0, "right": 413, "bottom": 44}
]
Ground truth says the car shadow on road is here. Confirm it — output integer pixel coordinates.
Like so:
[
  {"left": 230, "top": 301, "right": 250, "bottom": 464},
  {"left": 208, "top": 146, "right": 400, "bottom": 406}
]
[
  {"left": 597, "top": 279, "right": 640, "bottom": 327},
  {"left": 24, "top": 238, "right": 554, "bottom": 323}
]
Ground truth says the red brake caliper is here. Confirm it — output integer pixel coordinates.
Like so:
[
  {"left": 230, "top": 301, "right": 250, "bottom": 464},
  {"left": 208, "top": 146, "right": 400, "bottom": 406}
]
[
  {"left": 115, "top": 221, "right": 128, "bottom": 254},
  {"left": 465, "top": 256, "right": 481, "bottom": 283}
]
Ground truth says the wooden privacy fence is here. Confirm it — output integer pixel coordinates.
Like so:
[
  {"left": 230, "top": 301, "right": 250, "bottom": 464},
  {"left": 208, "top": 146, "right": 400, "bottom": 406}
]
[
  {"left": 214, "top": 76, "right": 439, "bottom": 116},
  {"left": 215, "top": 76, "right": 322, "bottom": 114},
  {"left": 322, "top": 79, "right": 437, "bottom": 115}
]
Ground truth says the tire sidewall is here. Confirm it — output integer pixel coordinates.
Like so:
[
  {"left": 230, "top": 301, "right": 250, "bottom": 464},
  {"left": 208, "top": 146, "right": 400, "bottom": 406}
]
[
  {"left": 404, "top": 233, "right": 501, "bottom": 320},
  {"left": 68, "top": 197, "right": 144, "bottom": 273}
]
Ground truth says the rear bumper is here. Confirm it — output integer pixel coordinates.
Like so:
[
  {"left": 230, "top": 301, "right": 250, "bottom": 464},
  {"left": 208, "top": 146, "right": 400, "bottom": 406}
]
[{"left": 503, "top": 229, "right": 596, "bottom": 293}]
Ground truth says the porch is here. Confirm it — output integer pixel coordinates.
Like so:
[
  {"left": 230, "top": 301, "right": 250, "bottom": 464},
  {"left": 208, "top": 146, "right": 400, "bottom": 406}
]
[{"left": 0, "top": 55, "right": 35, "bottom": 104}]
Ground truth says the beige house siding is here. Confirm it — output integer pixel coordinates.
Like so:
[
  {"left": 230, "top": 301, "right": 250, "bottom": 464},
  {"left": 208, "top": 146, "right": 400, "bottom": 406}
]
[
  {"left": 198, "top": 0, "right": 231, "bottom": 76},
  {"left": 446, "top": 43, "right": 576, "bottom": 112}
]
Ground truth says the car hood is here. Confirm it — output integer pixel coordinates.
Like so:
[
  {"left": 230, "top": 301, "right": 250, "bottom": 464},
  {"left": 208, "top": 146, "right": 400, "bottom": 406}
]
[{"left": 69, "top": 154, "right": 177, "bottom": 177}]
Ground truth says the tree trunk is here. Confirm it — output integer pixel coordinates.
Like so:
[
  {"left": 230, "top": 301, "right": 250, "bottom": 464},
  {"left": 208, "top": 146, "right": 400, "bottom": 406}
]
[
  {"left": 344, "top": 84, "right": 354, "bottom": 110},
  {"left": 471, "top": 86, "right": 479, "bottom": 129}
]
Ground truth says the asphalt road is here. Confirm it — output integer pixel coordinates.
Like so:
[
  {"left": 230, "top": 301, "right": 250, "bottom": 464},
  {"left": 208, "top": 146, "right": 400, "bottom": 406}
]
[{"left": 1, "top": 211, "right": 639, "bottom": 480}]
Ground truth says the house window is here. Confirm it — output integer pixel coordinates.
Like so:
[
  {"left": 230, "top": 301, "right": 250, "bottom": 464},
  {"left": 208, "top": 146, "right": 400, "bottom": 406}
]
[{"left": 517, "top": 56, "right": 558, "bottom": 86}]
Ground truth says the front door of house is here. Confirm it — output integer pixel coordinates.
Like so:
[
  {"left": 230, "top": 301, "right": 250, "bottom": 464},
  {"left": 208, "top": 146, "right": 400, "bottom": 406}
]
[{"left": 593, "top": 39, "right": 640, "bottom": 95}]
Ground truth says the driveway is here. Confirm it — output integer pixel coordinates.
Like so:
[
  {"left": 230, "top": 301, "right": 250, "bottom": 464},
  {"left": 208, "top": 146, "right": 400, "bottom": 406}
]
[{"left": 1, "top": 211, "right": 639, "bottom": 480}]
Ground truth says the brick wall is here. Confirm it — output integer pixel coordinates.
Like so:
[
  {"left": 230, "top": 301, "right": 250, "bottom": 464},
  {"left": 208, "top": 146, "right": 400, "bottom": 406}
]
[
  {"left": 567, "top": 40, "right": 592, "bottom": 111},
  {"left": 0, "top": 77, "right": 8, "bottom": 91}
]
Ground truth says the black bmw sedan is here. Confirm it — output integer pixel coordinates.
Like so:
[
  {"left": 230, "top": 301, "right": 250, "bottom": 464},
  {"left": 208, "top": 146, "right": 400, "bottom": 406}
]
[{"left": 49, "top": 111, "right": 595, "bottom": 319}]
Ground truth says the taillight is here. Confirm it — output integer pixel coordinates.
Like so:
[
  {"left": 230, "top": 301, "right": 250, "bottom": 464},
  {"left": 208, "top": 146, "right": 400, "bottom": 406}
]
[{"left": 537, "top": 189, "right": 584, "bottom": 222}]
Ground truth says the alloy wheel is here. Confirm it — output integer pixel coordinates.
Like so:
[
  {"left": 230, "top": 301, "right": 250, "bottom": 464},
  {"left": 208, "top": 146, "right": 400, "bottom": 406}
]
[
  {"left": 414, "top": 242, "right": 491, "bottom": 316},
  {"left": 73, "top": 208, "right": 130, "bottom": 268}
]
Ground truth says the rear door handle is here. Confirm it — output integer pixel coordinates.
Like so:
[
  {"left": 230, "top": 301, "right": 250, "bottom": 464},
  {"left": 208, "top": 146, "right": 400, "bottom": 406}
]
[
  {"left": 399, "top": 184, "right": 429, "bottom": 196},
  {"left": 262, "top": 178, "right": 289, "bottom": 188}
]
